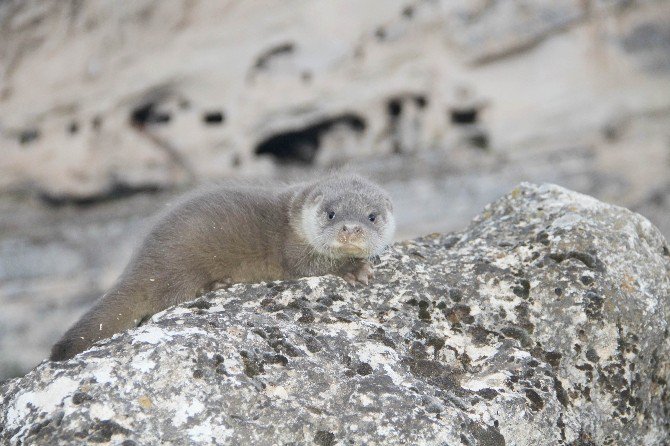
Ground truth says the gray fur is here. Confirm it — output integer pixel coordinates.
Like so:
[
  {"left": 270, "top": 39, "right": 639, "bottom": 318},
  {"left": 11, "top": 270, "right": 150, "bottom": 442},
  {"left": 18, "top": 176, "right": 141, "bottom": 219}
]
[{"left": 50, "top": 174, "right": 394, "bottom": 361}]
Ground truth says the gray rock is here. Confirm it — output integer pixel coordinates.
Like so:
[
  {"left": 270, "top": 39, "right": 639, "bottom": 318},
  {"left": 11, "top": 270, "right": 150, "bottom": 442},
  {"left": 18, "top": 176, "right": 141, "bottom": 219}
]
[
  {"left": 2, "top": 0, "right": 670, "bottom": 378},
  {"left": 1, "top": 183, "right": 669, "bottom": 445}
]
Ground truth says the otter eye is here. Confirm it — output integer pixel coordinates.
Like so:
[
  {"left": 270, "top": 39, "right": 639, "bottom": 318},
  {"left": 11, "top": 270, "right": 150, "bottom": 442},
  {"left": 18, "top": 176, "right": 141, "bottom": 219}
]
[
  {"left": 368, "top": 213, "right": 376, "bottom": 222},
  {"left": 327, "top": 211, "right": 335, "bottom": 220}
]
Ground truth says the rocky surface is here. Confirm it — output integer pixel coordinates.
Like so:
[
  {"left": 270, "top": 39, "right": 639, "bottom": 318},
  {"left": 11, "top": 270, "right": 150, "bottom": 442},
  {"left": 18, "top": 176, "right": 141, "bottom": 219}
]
[
  {"left": 1, "top": 183, "right": 669, "bottom": 445},
  {"left": 2, "top": 0, "right": 670, "bottom": 386}
]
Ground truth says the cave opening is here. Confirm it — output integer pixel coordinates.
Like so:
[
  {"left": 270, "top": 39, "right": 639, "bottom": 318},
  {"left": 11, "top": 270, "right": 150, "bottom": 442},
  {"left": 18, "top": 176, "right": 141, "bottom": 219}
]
[
  {"left": 450, "top": 108, "right": 478, "bottom": 125},
  {"left": 387, "top": 99, "right": 402, "bottom": 118},
  {"left": 254, "top": 114, "right": 366, "bottom": 164},
  {"left": 19, "top": 129, "right": 40, "bottom": 145},
  {"left": 130, "top": 102, "right": 171, "bottom": 127},
  {"left": 414, "top": 95, "right": 428, "bottom": 109},
  {"left": 203, "top": 111, "right": 225, "bottom": 125}
]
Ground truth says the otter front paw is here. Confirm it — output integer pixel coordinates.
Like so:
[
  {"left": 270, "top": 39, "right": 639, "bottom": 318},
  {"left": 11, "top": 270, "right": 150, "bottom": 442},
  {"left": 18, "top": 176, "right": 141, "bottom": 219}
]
[{"left": 342, "top": 261, "right": 374, "bottom": 286}]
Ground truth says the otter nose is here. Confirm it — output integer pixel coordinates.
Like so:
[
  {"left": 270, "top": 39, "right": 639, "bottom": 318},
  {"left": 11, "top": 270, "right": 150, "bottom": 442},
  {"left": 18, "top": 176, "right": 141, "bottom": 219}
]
[
  {"left": 339, "top": 224, "right": 363, "bottom": 243},
  {"left": 341, "top": 224, "right": 363, "bottom": 235}
]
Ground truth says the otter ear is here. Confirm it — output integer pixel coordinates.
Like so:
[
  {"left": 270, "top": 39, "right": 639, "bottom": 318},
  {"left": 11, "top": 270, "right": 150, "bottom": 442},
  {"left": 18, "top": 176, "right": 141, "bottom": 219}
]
[
  {"left": 383, "top": 197, "right": 394, "bottom": 212},
  {"left": 310, "top": 193, "right": 323, "bottom": 206}
]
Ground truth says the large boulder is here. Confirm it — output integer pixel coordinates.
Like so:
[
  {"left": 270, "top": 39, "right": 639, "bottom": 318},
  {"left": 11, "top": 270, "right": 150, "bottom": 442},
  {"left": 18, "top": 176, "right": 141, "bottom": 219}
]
[{"left": 1, "top": 183, "right": 669, "bottom": 445}]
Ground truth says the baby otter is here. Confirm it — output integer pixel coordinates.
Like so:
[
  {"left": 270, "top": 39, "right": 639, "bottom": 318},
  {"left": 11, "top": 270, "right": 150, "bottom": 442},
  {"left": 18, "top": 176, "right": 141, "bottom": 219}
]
[{"left": 50, "top": 174, "right": 395, "bottom": 361}]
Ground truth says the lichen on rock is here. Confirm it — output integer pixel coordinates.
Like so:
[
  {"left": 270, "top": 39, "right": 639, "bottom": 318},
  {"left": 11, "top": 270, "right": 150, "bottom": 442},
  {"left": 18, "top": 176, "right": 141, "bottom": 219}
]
[{"left": 1, "top": 183, "right": 669, "bottom": 445}]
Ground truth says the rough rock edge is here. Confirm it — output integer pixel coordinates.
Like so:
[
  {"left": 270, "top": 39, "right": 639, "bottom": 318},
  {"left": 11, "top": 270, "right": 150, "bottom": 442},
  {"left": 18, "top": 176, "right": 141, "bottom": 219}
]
[{"left": 1, "top": 183, "right": 669, "bottom": 446}]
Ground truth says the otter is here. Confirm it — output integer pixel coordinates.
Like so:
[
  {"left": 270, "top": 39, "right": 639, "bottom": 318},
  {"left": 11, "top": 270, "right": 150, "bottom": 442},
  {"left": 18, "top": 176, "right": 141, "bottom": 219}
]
[{"left": 50, "top": 174, "right": 395, "bottom": 361}]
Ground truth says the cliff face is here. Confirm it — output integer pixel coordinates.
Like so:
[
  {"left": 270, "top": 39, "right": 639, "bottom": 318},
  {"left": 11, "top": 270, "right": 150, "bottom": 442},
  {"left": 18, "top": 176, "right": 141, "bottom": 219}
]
[
  {"left": 2, "top": 183, "right": 668, "bottom": 445},
  {"left": 1, "top": 0, "right": 669, "bottom": 199}
]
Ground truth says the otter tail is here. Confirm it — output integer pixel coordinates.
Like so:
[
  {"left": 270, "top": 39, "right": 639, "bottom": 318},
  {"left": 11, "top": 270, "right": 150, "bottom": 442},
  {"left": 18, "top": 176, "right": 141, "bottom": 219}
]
[{"left": 50, "top": 286, "right": 153, "bottom": 361}]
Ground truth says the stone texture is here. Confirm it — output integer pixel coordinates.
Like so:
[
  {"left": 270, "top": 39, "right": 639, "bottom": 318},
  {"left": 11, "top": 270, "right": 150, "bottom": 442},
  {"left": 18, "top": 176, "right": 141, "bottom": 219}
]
[
  {"left": 1, "top": 183, "right": 668, "bottom": 445},
  {"left": 2, "top": 0, "right": 670, "bottom": 387},
  {"left": 1, "top": 0, "right": 669, "bottom": 198}
]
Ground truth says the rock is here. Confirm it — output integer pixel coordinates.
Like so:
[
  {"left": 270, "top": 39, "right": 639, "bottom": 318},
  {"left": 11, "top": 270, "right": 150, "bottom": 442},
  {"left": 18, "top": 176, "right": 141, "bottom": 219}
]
[
  {"left": 2, "top": 0, "right": 670, "bottom": 381},
  {"left": 1, "top": 183, "right": 668, "bottom": 445}
]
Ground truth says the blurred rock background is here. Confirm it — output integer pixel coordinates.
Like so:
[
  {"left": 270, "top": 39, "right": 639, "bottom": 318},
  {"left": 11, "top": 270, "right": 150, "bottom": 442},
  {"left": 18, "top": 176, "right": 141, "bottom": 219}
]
[{"left": 0, "top": 0, "right": 669, "bottom": 379}]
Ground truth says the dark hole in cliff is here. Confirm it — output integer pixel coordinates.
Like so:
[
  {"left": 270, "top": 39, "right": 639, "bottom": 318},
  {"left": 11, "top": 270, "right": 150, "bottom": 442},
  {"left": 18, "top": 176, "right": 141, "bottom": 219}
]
[
  {"left": 253, "top": 42, "right": 295, "bottom": 71},
  {"left": 92, "top": 115, "right": 102, "bottom": 130},
  {"left": 19, "top": 128, "right": 40, "bottom": 145},
  {"left": 414, "top": 95, "right": 428, "bottom": 109},
  {"left": 402, "top": 5, "right": 414, "bottom": 18},
  {"left": 450, "top": 108, "right": 478, "bottom": 125},
  {"left": 469, "top": 130, "right": 489, "bottom": 150},
  {"left": 255, "top": 113, "right": 366, "bottom": 164},
  {"left": 130, "top": 103, "right": 171, "bottom": 127},
  {"left": 375, "top": 27, "right": 387, "bottom": 41},
  {"left": 387, "top": 99, "right": 403, "bottom": 118},
  {"left": 203, "top": 111, "right": 225, "bottom": 125},
  {"left": 68, "top": 121, "right": 79, "bottom": 134},
  {"left": 39, "top": 183, "right": 162, "bottom": 208},
  {"left": 130, "top": 103, "right": 154, "bottom": 125}
]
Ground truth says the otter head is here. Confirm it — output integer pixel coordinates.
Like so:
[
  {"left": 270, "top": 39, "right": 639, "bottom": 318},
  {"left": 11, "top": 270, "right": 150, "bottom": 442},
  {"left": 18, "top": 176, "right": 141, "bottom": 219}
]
[{"left": 294, "top": 175, "right": 395, "bottom": 259}]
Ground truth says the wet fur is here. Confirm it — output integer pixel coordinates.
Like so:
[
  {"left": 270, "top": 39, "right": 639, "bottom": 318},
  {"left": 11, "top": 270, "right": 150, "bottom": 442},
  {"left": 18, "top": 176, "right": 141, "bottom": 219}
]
[{"left": 50, "top": 174, "right": 394, "bottom": 361}]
